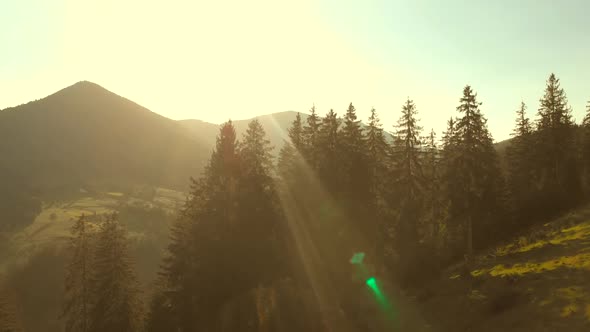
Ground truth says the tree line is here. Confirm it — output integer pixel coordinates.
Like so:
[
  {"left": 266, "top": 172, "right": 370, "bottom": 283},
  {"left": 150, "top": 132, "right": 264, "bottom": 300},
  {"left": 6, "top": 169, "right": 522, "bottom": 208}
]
[{"left": 6, "top": 73, "right": 585, "bottom": 331}]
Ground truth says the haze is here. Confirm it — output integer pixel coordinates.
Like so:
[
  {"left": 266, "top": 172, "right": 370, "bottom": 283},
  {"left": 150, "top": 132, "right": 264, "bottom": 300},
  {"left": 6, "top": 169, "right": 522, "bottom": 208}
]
[{"left": 1, "top": 0, "right": 589, "bottom": 141}]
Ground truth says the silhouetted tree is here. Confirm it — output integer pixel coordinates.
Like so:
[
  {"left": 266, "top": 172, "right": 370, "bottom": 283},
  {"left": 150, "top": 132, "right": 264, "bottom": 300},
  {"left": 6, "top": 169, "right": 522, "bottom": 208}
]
[
  {"left": 445, "top": 86, "right": 504, "bottom": 258},
  {"left": 89, "top": 213, "right": 142, "bottom": 332},
  {"left": 316, "top": 109, "right": 341, "bottom": 193},
  {"left": 302, "top": 105, "right": 321, "bottom": 169},
  {"left": 506, "top": 102, "right": 536, "bottom": 223},
  {"left": 533, "top": 73, "right": 580, "bottom": 211},
  {"left": 581, "top": 100, "right": 590, "bottom": 192},
  {"left": 390, "top": 98, "right": 425, "bottom": 283},
  {"left": 62, "top": 215, "right": 93, "bottom": 332}
]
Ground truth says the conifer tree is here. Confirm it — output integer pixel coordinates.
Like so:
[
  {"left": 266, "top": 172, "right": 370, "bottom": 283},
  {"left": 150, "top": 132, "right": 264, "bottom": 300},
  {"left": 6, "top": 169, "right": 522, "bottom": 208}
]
[
  {"left": 277, "top": 142, "right": 296, "bottom": 179},
  {"left": 288, "top": 112, "right": 305, "bottom": 152},
  {"left": 449, "top": 86, "right": 504, "bottom": 258},
  {"left": 423, "top": 129, "right": 443, "bottom": 241},
  {"left": 534, "top": 73, "right": 579, "bottom": 209},
  {"left": 339, "top": 103, "right": 371, "bottom": 244},
  {"left": 160, "top": 121, "right": 242, "bottom": 330},
  {"left": 89, "top": 213, "right": 142, "bottom": 332},
  {"left": 506, "top": 102, "right": 535, "bottom": 222},
  {"left": 390, "top": 98, "right": 425, "bottom": 282},
  {"left": 302, "top": 105, "right": 321, "bottom": 169},
  {"left": 581, "top": 100, "right": 590, "bottom": 192},
  {"left": 62, "top": 215, "right": 93, "bottom": 332},
  {"left": 278, "top": 114, "right": 306, "bottom": 184},
  {"left": 236, "top": 120, "right": 284, "bottom": 286},
  {"left": 364, "top": 108, "right": 390, "bottom": 199},
  {"left": 316, "top": 109, "right": 341, "bottom": 192}
]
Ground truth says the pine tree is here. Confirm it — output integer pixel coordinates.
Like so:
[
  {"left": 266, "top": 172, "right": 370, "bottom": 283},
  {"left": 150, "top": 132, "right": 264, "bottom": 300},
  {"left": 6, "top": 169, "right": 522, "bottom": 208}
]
[
  {"left": 89, "top": 213, "right": 142, "bottom": 332},
  {"left": 316, "top": 109, "right": 341, "bottom": 192},
  {"left": 159, "top": 121, "right": 242, "bottom": 330},
  {"left": 339, "top": 103, "right": 371, "bottom": 245},
  {"left": 288, "top": 112, "right": 304, "bottom": 152},
  {"left": 422, "top": 129, "right": 442, "bottom": 241},
  {"left": 277, "top": 141, "right": 296, "bottom": 179},
  {"left": 506, "top": 102, "right": 535, "bottom": 222},
  {"left": 62, "top": 215, "right": 93, "bottom": 332},
  {"left": 364, "top": 108, "right": 390, "bottom": 199},
  {"left": 302, "top": 105, "right": 321, "bottom": 169},
  {"left": 534, "top": 73, "right": 579, "bottom": 209},
  {"left": 363, "top": 108, "right": 391, "bottom": 264},
  {"left": 390, "top": 98, "right": 425, "bottom": 283},
  {"left": 449, "top": 86, "right": 504, "bottom": 258},
  {"left": 278, "top": 113, "right": 306, "bottom": 181},
  {"left": 581, "top": 100, "right": 590, "bottom": 192},
  {"left": 236, "top": 119, "right": 284, "bottom": 285}
]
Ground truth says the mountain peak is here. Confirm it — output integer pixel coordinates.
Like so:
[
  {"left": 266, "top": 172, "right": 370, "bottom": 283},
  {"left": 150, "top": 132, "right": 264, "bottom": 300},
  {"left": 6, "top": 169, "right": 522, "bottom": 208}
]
[{"left": 51, "top": 80, "right": 111, "bottom": 98}]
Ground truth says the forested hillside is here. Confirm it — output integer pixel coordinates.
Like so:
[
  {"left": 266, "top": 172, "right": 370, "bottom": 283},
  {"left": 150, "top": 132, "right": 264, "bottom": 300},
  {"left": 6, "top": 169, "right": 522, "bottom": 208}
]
[{"left": 1, "top": 73, "right": 590, "bottom": 331}]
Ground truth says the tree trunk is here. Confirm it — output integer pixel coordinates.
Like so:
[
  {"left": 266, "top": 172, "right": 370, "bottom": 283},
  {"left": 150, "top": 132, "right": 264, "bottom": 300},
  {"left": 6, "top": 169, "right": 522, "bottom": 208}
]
[{"left": 466, "top": 215, "right": 473, "bottom": 258}]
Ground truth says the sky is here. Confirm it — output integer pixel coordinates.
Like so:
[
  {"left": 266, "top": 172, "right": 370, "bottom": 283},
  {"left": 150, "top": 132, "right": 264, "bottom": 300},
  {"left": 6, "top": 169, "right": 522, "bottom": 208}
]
[{"left": 1, "top": 0, "right": 589, "bottom": 142}]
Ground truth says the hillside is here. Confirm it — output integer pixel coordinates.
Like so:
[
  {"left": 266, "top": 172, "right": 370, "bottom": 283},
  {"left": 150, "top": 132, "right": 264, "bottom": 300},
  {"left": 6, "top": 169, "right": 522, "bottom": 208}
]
[
  {"left": 0, "top": 81, "right": 210, "bottom": 194},
  {"left": 414, "top": 204, "right": 590, "bottom": 331}
]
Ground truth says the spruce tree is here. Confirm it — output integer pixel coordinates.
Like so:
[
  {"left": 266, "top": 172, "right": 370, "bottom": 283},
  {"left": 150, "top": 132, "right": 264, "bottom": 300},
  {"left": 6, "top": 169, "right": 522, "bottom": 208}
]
[
  {"left": 423, "top": 129, "right": 443, "bottom": 241},
  {"left": 163, "top": 121, "right": 242, "bottom": 330},
  {"left": 450, "top": 86, "right": 504, "bottom": 258},
  {"left": 288, "top": 112, "right": 304, "bottom": 152},
  {"left": 390, "top": 98, "right": 425, "bottom": 283},
  {"left": 364, "top": 108, "right": 390, "bottom": 200},
  {"left": 62, "top": 215, "right": 93, "bottom": 332},
  {"left": 581, "top": 100, "right": 590, "bottom": 192},
  {"left": 534, "top": 73, "right": 579, "bottom": 209},
  {"left": 278, "top": 113, "right": 306, "bottom": 182},
  {"left": 236, "top": 119, "right": 284, "bottom": 286},
  {"left": 339, "top": 103, "right": 371, "bottom": 246},
  {"left": 506, "top": 102, "right": 535, "bottom": 222},
  {"left": 316, "top": 109, "right": 341, "bottom": 193},
  {"left": 302, "top": 105, "right": 321, "bottom": 169},
  {"left": 89, "top": 213, "right": 142, "bottom": 332}
]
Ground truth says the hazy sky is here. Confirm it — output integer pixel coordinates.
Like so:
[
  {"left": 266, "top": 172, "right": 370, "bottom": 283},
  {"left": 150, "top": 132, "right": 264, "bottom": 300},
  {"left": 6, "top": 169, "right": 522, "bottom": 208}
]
[{"left": 1, "top": 0, "right": 589, "bottom": 141}]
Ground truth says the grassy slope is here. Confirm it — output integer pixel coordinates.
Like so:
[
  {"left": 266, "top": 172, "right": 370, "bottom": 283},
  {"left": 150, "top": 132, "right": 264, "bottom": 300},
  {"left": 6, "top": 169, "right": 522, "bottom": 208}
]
[
  {"left": 0, "top": 188, "right": 185, "bottom": 273},
  {"left": 416, "top": 205, "right": 590, "bottom": 331}
]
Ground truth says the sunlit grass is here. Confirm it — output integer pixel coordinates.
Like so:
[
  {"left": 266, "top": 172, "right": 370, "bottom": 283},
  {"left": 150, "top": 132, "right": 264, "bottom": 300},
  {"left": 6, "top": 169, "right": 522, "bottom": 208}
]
[
  {"left": 471, "top": 253, "right": 590, "bottom": 277},
  {"left": 493, "top": 221, "right": 590, "bottom": 257},
  {"left": 561, "top": 304, "right": 578, "bottom": 317}
]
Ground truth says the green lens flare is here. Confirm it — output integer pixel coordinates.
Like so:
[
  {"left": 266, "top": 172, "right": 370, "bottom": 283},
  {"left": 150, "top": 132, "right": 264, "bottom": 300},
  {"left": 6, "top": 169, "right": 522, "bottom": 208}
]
[{"left": 366, "top": 277, "right": 377, "bottom": 288}]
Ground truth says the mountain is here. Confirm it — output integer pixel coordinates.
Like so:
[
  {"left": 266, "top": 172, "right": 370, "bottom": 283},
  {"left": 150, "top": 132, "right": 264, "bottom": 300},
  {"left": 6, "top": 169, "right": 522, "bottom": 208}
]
[{"left": 0, "top": 81, "right": 210, "bottom": 194}]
